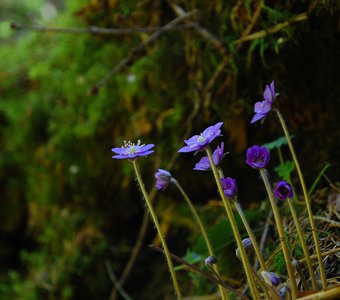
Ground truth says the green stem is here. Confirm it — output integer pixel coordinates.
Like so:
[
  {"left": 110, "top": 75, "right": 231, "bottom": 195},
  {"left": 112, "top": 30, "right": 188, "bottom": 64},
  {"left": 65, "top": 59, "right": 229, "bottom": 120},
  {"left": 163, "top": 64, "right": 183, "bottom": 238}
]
[
  {"left": 287, "top": 198, "right": 317, "bottom": 289},
  {"left": 173, "top": 179, "right": 229, "bottom": 300},
  {"left": 132, "top": 161, "right": 182, "bottom": 299},
  {"left": 234, "top": 201, "right": 267, "bottom": 273},
  {"left": 259, "top": 168, "right": 298, "bottom": 296},
  {"left": 274, "top": 107, "right": 327, "bottom": 289},
  {"left": 205, "top": 147, "right": 259, "bottom": 299}
]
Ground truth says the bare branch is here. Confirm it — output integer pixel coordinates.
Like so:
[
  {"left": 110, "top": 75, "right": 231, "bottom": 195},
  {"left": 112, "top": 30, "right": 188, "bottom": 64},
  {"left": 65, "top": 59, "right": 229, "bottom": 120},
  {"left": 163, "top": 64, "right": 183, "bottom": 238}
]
[
  {"left": 10, "top": 22, "right": 193, "bottom": 35},
  {"left": 90, "top": 9, "right": 197, "bottom": 94},
  {"left": 234, "top": 13, "right": 308, "bottom": 45}
]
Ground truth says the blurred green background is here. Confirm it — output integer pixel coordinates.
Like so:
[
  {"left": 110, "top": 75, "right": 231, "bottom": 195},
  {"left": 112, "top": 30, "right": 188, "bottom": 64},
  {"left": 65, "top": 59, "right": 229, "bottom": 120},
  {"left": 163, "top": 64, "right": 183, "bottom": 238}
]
[{"left": 0, "top": 0, "right": 339, "bottom": 299}]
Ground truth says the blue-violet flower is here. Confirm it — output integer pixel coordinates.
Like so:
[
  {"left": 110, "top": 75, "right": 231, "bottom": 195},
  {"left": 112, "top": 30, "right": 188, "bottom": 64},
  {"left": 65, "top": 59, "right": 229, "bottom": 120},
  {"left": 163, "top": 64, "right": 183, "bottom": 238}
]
[
  {"left": 251, "top": 80, "right": 279, "bottom": 124},
  {"left": 155, "top": 169, "right": 172, "bottom": 190},
  {"left": 261, "top": 271, "right": 280, "bottom": 287},
  {"left": 112, "top": 140, "right": 154, "bottom": 160},
  {"left": 274, "top": 181, "right": 293, "bottom": 201},
  {"left": 220, "top": 177, "right": 237, "bottom": 199},
  {"left": 193, "top": 142, "right": 225, "bottom": 171},
  {"left": 246, "top": 145, "right": 270, "bottom": 169},
  {"left": 178, "top": 122, "right": 223, "bottom": 153}
]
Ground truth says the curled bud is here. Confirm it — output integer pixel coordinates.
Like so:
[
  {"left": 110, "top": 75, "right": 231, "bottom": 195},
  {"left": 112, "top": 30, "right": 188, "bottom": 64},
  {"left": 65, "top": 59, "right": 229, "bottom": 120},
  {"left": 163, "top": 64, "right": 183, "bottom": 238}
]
[
  {"left": 235, "top": 238, "right": 253, "bottom": 259},
  {"left": 261, "top": 271, "right": 280, "bottom": 286},
  {"left": 205, "top": 255, "right": 218, "bottom": 266}
]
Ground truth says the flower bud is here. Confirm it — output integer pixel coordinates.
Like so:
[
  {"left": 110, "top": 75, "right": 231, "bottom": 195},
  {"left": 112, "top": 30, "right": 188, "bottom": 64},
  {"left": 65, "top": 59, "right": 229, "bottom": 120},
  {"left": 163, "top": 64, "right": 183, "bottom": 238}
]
[
  {"left": 235, "top": 238, "right": 253, "bottom": 259},
  {"left": 261, "top": 271, "right": 280, "bottom": 286},
  {"left": 154, "top": 169, "right": 172, "bottom": 190},
  {"left": 205, "top": 255, "right": 218, "bottom": 266}
]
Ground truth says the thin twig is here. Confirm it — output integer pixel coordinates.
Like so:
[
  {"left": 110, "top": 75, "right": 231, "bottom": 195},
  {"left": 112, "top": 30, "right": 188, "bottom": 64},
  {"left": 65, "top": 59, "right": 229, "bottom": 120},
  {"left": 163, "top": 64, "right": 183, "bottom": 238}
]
[
  {"left": 10, "top": 23, "right": 193, "bottom": 35},
  {"left": 298, "top": 248, "right": 340, "bottom": 264},
  {"left": 239, "top": 0, "right": 264, "bottom": 39},
  {"left": 105, "top": 260, "right": 133, "bottom": 300},
  {"left": 168, "top": 2, "right": 228, "bottom": 56},
  {"left": 254, "top": 209, "right": 273, "bottom": 271},
  {"left": 90, "top": 10, "right": 197, "bottom": 94},
  {"left": 149, "top": 245, "right": 249, "bottom": 300},
  {"left": 234, "top": 13, "right": 308, "bottom": 45}
]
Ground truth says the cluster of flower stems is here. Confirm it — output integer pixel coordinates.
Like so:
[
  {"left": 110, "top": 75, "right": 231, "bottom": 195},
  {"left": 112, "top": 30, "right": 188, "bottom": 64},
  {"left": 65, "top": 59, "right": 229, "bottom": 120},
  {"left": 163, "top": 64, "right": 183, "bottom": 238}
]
[{"left": 122, "top": 107, "right": 327, "bottom": 299}]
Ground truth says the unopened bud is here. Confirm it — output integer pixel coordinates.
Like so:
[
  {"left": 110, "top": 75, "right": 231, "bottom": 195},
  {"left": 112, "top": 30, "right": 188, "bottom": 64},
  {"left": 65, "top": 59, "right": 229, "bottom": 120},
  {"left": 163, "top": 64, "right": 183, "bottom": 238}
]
[
  {"left": 235, "top": 238, "right": 253, "bottom": 259},
  {"left": 205, "top": 255, "right": 218, "bottom": 266}
]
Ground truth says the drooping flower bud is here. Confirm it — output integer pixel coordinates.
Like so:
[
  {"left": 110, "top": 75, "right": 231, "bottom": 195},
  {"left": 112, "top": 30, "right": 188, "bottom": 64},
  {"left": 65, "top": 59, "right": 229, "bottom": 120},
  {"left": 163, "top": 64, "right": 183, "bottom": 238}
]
[
  {"left": 205, "top": 255, "right": 218, "bottom": 267},
  {"left": 220, "top": 177, "right": 237, "bottom": 199},
  {"left": 261, "top": 271, "right": 280, "bottom": 286},
  {"left": 154, "top": 169, "right": 172, "bottom": 190},
  {"left": 235, "top": 238, "right": 253, "bottom": 259}
]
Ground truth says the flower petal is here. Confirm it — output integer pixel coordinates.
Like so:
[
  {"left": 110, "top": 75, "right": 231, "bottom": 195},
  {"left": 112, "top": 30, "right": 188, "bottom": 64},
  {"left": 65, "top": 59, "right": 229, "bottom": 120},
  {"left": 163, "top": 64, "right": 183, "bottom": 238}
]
[
  {"left": 263, "top": 84, "right": 272, "bottom": 102},
  {"left": 250, "top": 113, "right": 265, "bottom": 124}
]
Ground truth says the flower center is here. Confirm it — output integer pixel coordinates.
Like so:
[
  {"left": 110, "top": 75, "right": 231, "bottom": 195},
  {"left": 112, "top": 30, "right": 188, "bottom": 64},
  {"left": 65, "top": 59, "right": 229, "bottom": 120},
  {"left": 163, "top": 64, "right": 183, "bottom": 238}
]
[
  {"left": 197, "top": 134, "right": 206, "bottom": 143},
  {"left": 122, "top": 140, "right": 144, "bottom": 155}
]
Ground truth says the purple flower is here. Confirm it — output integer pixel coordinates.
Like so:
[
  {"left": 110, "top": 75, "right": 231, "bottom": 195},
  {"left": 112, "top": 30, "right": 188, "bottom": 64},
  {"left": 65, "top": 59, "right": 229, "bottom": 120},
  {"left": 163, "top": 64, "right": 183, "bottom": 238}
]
[
  {"left": 112, "top": 140, "right": 154, "bottom": 160},
  {"left": 261, "top": 271, "right": 280, "bottom": 287},
  {"left": 274, "top": 181, "right": 293, "bottom": 201},
  {"left": 193, "top": 142, "right": 225, "bottom": 171},
  {"left": 246, "top": 145, "right": 270, "bottom": 169},
  {"left": 251, "top": 81, "right": 279, "bottom": 124},
  {"left": 178, "top": 122, "right": 223, "bottom": 153},
  {"left": 155, "top": 169, "right": 172, "bottom": 190},
  {"left": 220, "top": 177, "right": 237, "bottom": 199}
]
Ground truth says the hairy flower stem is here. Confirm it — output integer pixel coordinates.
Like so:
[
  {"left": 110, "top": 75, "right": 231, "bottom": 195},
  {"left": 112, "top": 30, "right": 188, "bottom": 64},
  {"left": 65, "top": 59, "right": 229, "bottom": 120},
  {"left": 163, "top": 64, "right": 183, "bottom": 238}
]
[
  {"left": 274, "top": 107, "right": 327, "bottom": 289},
  {"left": 288, "top": 198, "right": 317, "bottom": 290},
  {"left": 172, "top": 179, "right": 229, "bottom": 300},
  {"left": 206, "top": 148, "right": 259, "bottom": 299},
  {"left": 132, "top": 161, "right": 182, "bottom": 300},
  {"left": 234, "top": 201, "right": 268, "bottom": 272},
  {"left": 259, "top": 169, "right": 298, "bottom": 296},
  {"left": 234, "top": 202, "right": 282, "bottom": 300}
]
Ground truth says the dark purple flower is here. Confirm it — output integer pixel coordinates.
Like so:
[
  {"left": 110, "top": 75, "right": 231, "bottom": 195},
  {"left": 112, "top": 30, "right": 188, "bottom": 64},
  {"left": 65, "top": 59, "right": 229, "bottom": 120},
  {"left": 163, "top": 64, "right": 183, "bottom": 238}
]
[
  {"left": 178, "top": 122, "right": 223, "bottom": 153},
  {"left": 193, "top": 142, "right": 225, "bottom": 171},
  {"left": 155, "top": 169, "right": 172, "bottom": 190},
  {"left": 246, "top": 145, "right": 270, "bottom": 169},
  {"left": 261, "top": 271, "right": 280, "bottom": 287},
  {"left": 220, "top": 177, "right": 237, "bottom": 199},
  {"left": 251, "top": 81, "right": 279, "bottom": 124},
  {"left": 274, "top": 181, "right": 293, "bottom": 201},
  {"left": 112, "top": 140, "right": 154, "bottom": 160}
]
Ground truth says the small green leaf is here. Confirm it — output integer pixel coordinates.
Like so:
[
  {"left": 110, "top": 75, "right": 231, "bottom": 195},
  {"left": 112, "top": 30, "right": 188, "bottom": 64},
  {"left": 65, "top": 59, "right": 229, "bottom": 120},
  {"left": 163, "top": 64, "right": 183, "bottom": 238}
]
[
  {"left": 274, "top": 160, "right": 295, "bottom": 180},
  {"left": 262, "top": 135, "right": 294, "bottom": 150}
]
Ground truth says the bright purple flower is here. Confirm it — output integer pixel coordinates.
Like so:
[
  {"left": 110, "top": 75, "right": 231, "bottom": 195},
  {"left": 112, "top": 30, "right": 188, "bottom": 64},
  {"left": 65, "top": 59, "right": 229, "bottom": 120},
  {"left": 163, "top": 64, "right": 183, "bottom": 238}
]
[
  {"left": 246, "top": 145, "right": 270, "bottom": 169},
  {"left": 220, "top": 177, "right": 237, "bottom": 199},
  {"left": 251, "top": 81, "right": 279, "bottom": 124},
  {"left": 274, "top": 181, "right": 293, "bottom": 201},
  {"left": 261, "top": 271, "right": 280, "bottom": 287},
  {"left": 178, "top": 122, "right": 223, "bottom": 153},
  {"left": 112, "top": 140, "right": 154, "bottom": 160},
  {"left": 193, "top": 142, "right": 225, "bottom": 171},
  {"left": 155, "top": 169, "right": 172, "bottom": 190}
]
